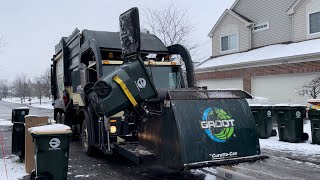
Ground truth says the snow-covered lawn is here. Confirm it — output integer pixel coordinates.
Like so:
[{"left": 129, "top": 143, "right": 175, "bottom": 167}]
[
  {"left": 260, "top": 121, "right": 320, "bottom": 156},
  {"left": 0, "top": 155, "right": 27, "bottom": 180},
  {"left": 0, "top": 119, "right": 13, "bottom": 126},
  {"left": 2, "top": 97, "right": 53, "bottom": 110}
]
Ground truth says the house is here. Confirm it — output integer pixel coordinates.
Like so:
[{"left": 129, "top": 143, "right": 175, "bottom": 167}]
[{"left": 196, "top": 0, "right": 320, "bottom": 104}]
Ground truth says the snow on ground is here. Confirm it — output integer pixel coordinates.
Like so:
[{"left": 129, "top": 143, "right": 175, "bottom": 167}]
[
  {"left": 191, "top": 169, "right": 217, "bottom": 180},
  {"left": 74, "top": 174, "right": 90, "bottom": 178},
  {"left": 259, "top": 121, "right": 320, "bottom": 156},
  {"left": 0, "top": 155, "right": 27, "bottom": 180},
  {"left": 0, "top": 119, "right": 13, "bottom": 126},
  {"left": 197, "top": 38, "right": 320, "bottom": 69},
  {"left": 2, "top": 97, "right": 53, "bottom": 110}
]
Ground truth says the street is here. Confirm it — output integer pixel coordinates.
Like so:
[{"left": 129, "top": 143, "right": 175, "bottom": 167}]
[{"left": 0, "top": 100, "right": 320, "bottom": 180}]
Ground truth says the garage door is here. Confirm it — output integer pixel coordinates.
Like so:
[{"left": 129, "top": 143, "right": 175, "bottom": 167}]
[
  {"left": 252, "top": 73, "right": 319, "bottom": 104},
  {"left": 198, "top": 78, "right": 243, "bottom": 90}
]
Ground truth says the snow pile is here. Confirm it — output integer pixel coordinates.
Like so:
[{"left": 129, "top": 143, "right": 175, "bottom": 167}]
[
  {"left": 197, "top": 38, "right": 320, "bottom": 69},
  {"left": 2, "top": 97, "right": 53, "bottom": 110},
  {"left": 247, "top": 96, "right": 271, "bottom": 106},
  {"left": 28, "top": 124, "right": 71, "bottom": 134},
  {"left": 260, "top": 121, "right": 320, "bottom": 156},
  {"left": 0, "top": 155, "right": 27, "bottom": 180},
  {"left": 0, "top": 119, "right": 12, "bottom": 126},
  {"left": 191, "top": 168, "right": 217, "bottom": 180}
]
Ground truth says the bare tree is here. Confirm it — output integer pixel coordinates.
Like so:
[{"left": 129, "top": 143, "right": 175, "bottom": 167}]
[
  {"left": 0, "top": 80, "right": 9, "bottom": 98},
  {"left": 13, "top": 74, "right": 32, "bottom": 102},
  {"left": 43, "top": 69, "right": 51, "bottom": 99},
  {"left": 32, "top": 76, "right": 45, "bottom": 104},
  {"left": 297, "top": 76, "right": 320, "bottom": 99},
  {"left": 32, "top": 69, "right": 51, "bottom": 104},
  {"left": 0, "top": 34, "right": 7, "bottom": 53},
  {"left": 143, "top": 4, "right": 202, "bottom": 56}
]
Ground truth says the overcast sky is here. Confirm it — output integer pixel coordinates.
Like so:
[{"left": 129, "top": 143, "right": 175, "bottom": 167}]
[{"left": 0, "top": 0, "right": 234, "bottom": 83}]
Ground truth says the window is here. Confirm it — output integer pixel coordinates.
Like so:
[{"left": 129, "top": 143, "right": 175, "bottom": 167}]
[
  {"left": 253, "top": 22, "right": 269, "bottom": 32},
  {"left": 309, "top": 11, "right": 320, "bottom": 34},
  {"left": 221, "top": 33, "right": 238, "bottom": 52}
]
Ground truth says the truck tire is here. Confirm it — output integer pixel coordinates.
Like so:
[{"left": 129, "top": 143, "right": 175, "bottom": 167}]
[{"left": 81, "top": 109, "right": 94, "bottom": 156}]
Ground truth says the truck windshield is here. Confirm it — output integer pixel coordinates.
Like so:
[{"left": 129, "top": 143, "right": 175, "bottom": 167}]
[
  {"left": 102, "top": 65, "right": 183, "bottom": 89},
  {"left": 146, "top": 66, "right": 183, "bottom": 89}
]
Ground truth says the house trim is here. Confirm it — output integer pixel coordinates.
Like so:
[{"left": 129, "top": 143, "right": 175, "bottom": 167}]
[
  {"left": 208, "top": 9, "right": 253, "bottom": 37},
  {"left": 230, "top": 0, "right": 240, "bottom": 10},
  {"left": 196, "top": 52, "right": 320, "bottom": 73},
  {"left": 195, "top": 60, "right": 320, "bottom": 93},
  {"left": 286, "top": 0, "right": 303, "bottom": 15}
]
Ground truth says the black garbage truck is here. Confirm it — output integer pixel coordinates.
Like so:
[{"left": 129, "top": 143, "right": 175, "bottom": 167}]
[{"left": 50, "top": 7, "right": 267, "bottom": 170}]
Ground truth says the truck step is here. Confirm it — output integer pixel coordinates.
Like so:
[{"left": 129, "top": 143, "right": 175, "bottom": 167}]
[{"left": 113, "top": 143, "right": 154, "bottom": 164}]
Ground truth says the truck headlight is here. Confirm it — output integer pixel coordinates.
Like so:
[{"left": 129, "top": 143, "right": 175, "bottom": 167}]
[{"left": 110, "top": 126, "right": 117, "bottom": 134}]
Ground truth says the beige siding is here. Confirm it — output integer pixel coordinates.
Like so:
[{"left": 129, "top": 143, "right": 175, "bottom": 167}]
[
  {"left": 234, "top": 0, "right": 295, "bottom": 48},
  {"left": 212, "top": 13, "right": 250, "bottom": 56},
  {"left": 293, "top": 0, "right": 320, "bottom": 42}
]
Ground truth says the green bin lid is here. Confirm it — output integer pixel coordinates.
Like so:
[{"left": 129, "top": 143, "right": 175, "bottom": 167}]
[{"left": 28, "top": 124, "right": 72, "bottom": 135}]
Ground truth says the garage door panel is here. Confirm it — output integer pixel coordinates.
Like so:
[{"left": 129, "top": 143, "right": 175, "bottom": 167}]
[{"left": 252, "top": 73, "right": 318, "bottom": 104}]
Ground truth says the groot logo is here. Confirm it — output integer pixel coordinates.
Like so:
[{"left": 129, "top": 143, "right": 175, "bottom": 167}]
[{"left": 201, "top": 107, "right": 235, "bottom": 143}]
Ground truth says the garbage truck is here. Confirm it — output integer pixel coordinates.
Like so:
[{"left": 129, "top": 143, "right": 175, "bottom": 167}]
[{"left": 50, "top": 7, "right": 267, "bottom": 170}]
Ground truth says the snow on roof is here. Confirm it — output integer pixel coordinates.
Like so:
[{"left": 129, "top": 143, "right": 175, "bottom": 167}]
[
  {"left": 197, "top": 38, "right": 320, "bottom": 70},
  {"left": 28, "top": 124, "right": 72, "bottom": 134}
]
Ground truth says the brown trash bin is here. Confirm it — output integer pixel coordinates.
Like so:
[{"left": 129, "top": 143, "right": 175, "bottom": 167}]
[{"left": 24, "top": 115, "right": 49, "bottom": 173}]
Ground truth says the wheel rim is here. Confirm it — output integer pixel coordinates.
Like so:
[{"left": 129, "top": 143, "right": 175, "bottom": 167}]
[
  {"left": 82, "top": 127, "right": 88, "bottom": 150},
  {"left": 60, "top": 113, "right": 65, "bottom": 125}
]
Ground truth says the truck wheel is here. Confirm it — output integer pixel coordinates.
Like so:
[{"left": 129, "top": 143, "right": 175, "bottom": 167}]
[
  {"left": 60, "top": 113, "right": 65, "bottom": 124},
  {"left": 56, "top": 112, "right": 65, "bottom": 124},
  {"left": 81, "top": 119, "right": 94, "bottom": 156}
]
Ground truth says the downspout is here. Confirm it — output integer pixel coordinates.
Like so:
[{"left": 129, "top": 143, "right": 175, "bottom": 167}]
[
  {"left": 291, "top": 14, "right": 295, "bottom": 42},
  {"left": 249, "top": 24, "right": 255, "bottom": 49}
]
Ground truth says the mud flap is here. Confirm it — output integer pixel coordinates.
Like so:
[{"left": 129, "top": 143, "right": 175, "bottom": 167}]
[{"left": 169, "top": 90, "right": 262, "bottom": 168}]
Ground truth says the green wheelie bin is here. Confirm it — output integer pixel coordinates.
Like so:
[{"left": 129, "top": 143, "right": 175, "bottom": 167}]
[
  {"left": 273, "top": 104, "right": 308, "bottom": 143},
  {"left": 29, "top": 124, "right": 72, "bottom": 180},
  {"left": 250, "top": 105, "right": 277, "bottom": 138},
  {"left": 308, "top": 109, "right": 320, "bottom": 145},
  {"left": 11, "top": 107, "right": 29, "bottom": 160}
]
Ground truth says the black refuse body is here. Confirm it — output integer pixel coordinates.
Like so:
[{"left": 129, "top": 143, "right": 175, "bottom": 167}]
[
  {"left": 308, "top": 109, "right": 320, "bottom": 145},
  {"left": 273, "top": 105, "right": 308, "bottom": 143},
  {"left": 250, "top": 105, "right": 277, "bottom": 138},
  {"left": 29, "top": 124, "right": 72, "bottom": 180}
]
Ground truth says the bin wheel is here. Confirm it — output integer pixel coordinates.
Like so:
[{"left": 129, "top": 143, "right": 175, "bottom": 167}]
[
  {"left": 35, "top": 176, "right": 47, "bottom": 180},
  {"left": 302, "top": 133, "right": 309, "bottom": 141},
  {"left": 271, "top": 129, "right": 277, "bottom": 136},
  {"left": 81, "top": 120, "right": 94, "bottom": 156},
  {"left": 30, "top": 170, "right": 36, "bottom": 180}
]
